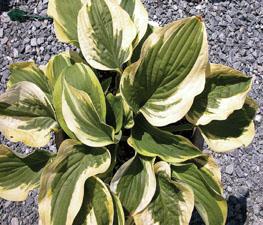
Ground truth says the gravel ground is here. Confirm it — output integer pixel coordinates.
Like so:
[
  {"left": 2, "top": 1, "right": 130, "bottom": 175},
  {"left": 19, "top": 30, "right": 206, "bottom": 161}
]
[{"left": 0, "top": 0, "right": 262, "bottom": 224}]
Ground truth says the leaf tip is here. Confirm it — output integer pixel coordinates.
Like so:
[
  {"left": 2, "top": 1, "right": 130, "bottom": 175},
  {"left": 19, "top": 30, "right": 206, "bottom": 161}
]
[{"left": 196, "top": 15, "right": 203, "bottom": 22}]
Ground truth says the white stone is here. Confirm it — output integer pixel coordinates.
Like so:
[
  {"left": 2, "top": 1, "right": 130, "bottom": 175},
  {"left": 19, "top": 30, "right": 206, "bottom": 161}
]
[
  {"left": 255, "top": 114, "right": 262, "bottom": 123},
  {"left": 13, "top": 48, "right": 19, "bottom": 58},
  {"left": 11, "top": 217, "right": 19, "bottom": 225},
  {"left": 225, "top": 164, "right": 234, "bottom": 175},
  {"left": 30, "top": 38, "right": 37, "bottom": 47}
]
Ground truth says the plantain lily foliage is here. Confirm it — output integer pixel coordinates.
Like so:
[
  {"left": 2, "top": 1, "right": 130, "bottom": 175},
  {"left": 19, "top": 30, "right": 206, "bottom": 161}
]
[{"left": 0, "top": 0, "right": 258, "bottom": 225}]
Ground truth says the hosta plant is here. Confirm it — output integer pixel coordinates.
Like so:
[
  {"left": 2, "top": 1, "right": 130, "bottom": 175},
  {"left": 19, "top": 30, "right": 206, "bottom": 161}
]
[{"left": 0, "top": 0, "right": 258, "bottom": 225}]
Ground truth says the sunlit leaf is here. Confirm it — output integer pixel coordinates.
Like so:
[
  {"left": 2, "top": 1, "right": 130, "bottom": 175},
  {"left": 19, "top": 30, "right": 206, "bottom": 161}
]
[
  {"left": 121, "top": 17, "right": 208, "bottom": 126},
  {"left": 78, "top": 0, "right": 137, "bottom": 71},
  {"left": 187, "top": 63, "right": 252, "bottom": 125},
  {"left": 39, "top": 139, "right": 111, "bottom": 225}
]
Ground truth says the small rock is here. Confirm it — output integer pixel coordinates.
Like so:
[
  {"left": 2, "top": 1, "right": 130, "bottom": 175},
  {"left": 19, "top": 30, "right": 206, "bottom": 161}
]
[
  {"left": 196, "top": 5, "right": 203, "bottom": 10},
  {"left": 26, "top": 196, "right": 34, "bottom": 205},
  {"left": 0, "top": 28, "right": 3, "bottom": 38},
  {"left": 253, "top": 205, "right": 260, "bottom": 214},
  {"left": 225, "top": 15, "right": 232, "bottom": 23},
  {"left": 211, "top": 33, "right": 217, "bottom": 39},
  {"left": 1, "top": 70, "right": 9, "bottom": 83},
  {"left": 227, "top": 186, "right": 232, "bottom": 192},
  {"left": 233, "top": 62, "right": 241, "bottom": 68},
  {"left": 34, "top": 21, "right": 42, "bottom": 28},
  {"left": 226, "top": 164, "right": 234, "bottom": 175},
  {"left": 25, "top": 45, "right": 31, "bottom": 53},
  {"left": 30, "top": 38, "right": 37, "bottom": 47},
  {"left": 44, "top": 54, "right": 50, "bottom": 61},
  {"left": 37, "top": 37, "right": 45, "bottom": 45},
  {"left": 1, "top": 37, "right": 8, "bottom": 45},
  {"left": 13, "top": 48, "right": 19, "bottom": 58},
  {"left": 255, "top": 114, "right": 262, "bottom": 123},
  {"left": 23, "top": 37, "right": 30, "bottom": 44},
  {"left": 172, "top": 5, "right": 178, "bottom": 10},
  {"left": 219, "top": 33, "right": 225, "bottom": 41},
  {"left": 4, "top": 201, "right": 11, "bottom": 208},
  {"left": 11, "top": 217, "right": 19, "bottom": 225},
  {"left": 49, "top": 145, "right": 57, "bottom": 152}
]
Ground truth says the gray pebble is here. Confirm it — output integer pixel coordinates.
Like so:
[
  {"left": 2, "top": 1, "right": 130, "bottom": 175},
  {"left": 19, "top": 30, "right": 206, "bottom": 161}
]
[
  {"left": 49, "top": 145, "right": 57, "bottom": 152},
  {"left": 37, "top": 37, "right": 45, "bottom": 45},
  {"left": 13, "top": 48, "right": 19, "bottom": 58},
  {"left": 1, "top": 70, "right": 9, "bottom": 83},
  {"left": 34, "top": 21, "right": 41, "bottom": 28},
  {"left": 25, "top": 45, "right": 31, "bottom": 53},
  {"left": 4, "top": 201, "right": 11, "bottom": 208},
  {"left": 0, "top": 28, "right": 3, "bottom": 38},
  {"left": 30, "top": 38, "right": 37, "bottom": 47},
  {"left": 226, "top": 164, "right": 234, "bottom": 175},
  {"left": 23, "top": 37, "right": 30, "bottom": 44},
  {"left": 1, "top": 37, "right": 8, "bottom": 45},
  {"left": 255, "top": 114, "right": 262, "bottom": 123},
  {"left": 11, "top": 217, "right": 19, "bottom": 225},
  {"left": 44, "top": 54, "right": 50, "bottom": 61},
  {"left": 253, "top": 205, "right": 261, "bottom": 215},
  {"left": 225, "top": 15, "right": 232, "bottom": 23}
]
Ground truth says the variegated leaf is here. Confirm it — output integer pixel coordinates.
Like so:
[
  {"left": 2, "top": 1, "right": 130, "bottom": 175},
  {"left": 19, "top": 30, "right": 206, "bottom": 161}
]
[
  {"left": 199, "top": 97, "right": 257, "bottom": 152},
  {"left": 39, "top": 139, "right": 111, "bottom": 225},
  {"left": 78, "top": 0, "right": 137, "bottom": 71},
  {"left": 134, "top": 162, "right": 194, "bottom": 225},
  {"left": 53, "top": 63, "right": 115, "bottom": 146},
  {"left": 0, "top": 145, "right": 52, "bottom": 201},
  {"left": 154, "top": 161, "right": 172, "bottom": 175},
  {"left": 121, "top": 16, "right": 208, "bottom": 127},
  {"left": 111, "top": 192, "right": 125, "bottom": 225},
  {"left": 117, "top": 0, "right": 148, "bottom": 46},
  {"left": 73, "top": 176, "right": 114, "bottom": 225},
  {"left": 62, "top": 80, "right": 115, "bottom": 147},
  {"left": 101, "top": 77, "right": 112, "bottom": 94},
  {"left": 193, "top": 155, "right": 223, "bottom": 195},
  {"left": 106, "top": 94, "right": 124, "bottom": 134},
  {"left": 110, "top": 155, "right": 156, "bottom": 215},
  {"left": 8, "top": 62, "right": 50, "bottom": 93},
  {"left": 187, "top": 64, "right": 252, "bottom": 125},
  {"left": 128, "top": 116, "right": 202, "bottom": 163},
  {"left": 171, "top": 158, "right": 227, "bottom": 225},
  {"left": 131, "top": 23, "right": 155, "bottom": 63},
  {"left": 47, "top": 0, "right": 83, "bottom": 45},
  {"left": 45, "top": 51, "right": 83, "bottom": 90},
  {"left": 0, "top": 81, "right": 58, "bottom": 147},
  {"left": 122, "top": 99, "right": 134, "bottom": 129}
]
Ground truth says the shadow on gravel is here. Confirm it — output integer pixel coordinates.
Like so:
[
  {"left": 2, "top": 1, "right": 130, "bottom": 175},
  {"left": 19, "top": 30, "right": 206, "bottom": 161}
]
[
  {"left": 226, "top": 192, "right": 248, "bottom": 225},
  {"left": 190, "top": 192, "right": 248, "bottom": 225},
  {"left": 0, "top": 0, "right": 11, "bottom": 13}
]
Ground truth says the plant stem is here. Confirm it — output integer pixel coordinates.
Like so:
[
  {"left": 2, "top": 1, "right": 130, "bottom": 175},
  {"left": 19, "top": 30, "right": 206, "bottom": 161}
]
[
  {"left": 116, "top": 68, "right": 123, "bottom": 76},
  {"left": 55, "top": 129, "right": 66, "bottom": 150},
  {"left": 120, "top": 135, "right": 129, "bottom": 142},
  {"left": 115, "top": 73, "right": 121, "bottom": 92},
  {"left": 192, "top": 128, "right": 204, "bottom": 149},
  {"left": 125, "top": 217, "right": 134, "bottom": 225}
]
